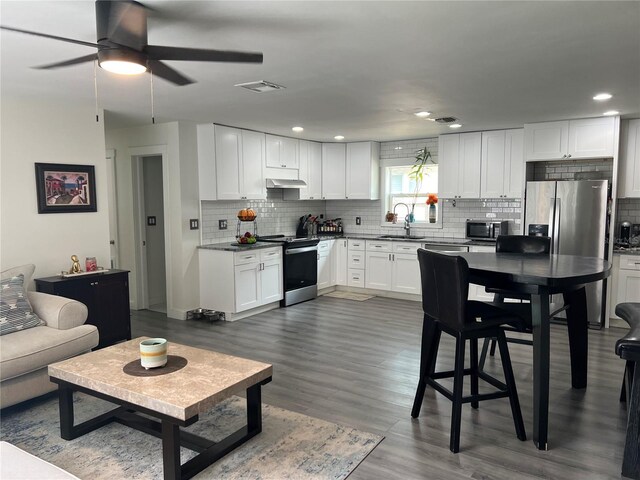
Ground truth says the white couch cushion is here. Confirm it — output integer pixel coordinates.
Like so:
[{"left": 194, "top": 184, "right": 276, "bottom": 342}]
[
  {"left": 0, "top": 441, "right": 79, "bottom": 479},
  {"left": 1, "top": 264, "right": 36, "bottom": 287},
  {"left": 0, "top": 324, "right": 98, "bottom": 381}
]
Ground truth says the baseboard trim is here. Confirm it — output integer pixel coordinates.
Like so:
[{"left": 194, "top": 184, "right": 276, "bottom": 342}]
[{"left": 333, "top": 285, "right": 420, "bottom": 302}]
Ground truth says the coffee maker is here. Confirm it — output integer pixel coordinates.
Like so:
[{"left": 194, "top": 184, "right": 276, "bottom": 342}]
[{"left": 620, "top": 221, "right": 632, "bottom": 244}]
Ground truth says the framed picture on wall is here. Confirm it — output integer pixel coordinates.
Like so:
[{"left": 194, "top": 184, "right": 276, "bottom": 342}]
[{"left": 34, "top": 163, "right": 97, "bottom": 214}]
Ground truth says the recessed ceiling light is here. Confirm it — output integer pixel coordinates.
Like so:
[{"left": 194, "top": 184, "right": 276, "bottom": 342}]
[
  {"left": 593, "top": 93, "right": 612, "bottom": 101},
  {"left": 334, "top": 135, "right": 345, "bottom": 140},
  {"left": 449, "top": 124, "right": 462, "bottom": 129},
  {"left": 292, "top": 126, "right": 304, "bottom": 133},
  {"left": 394, "top": 146, "right": 403, "bottom": 150},
  {"left": 414, "top": 111, "right": 431, "bottom": 118},
  {"left": 603, "top": 110, "right": 619, "bottom": 116}
]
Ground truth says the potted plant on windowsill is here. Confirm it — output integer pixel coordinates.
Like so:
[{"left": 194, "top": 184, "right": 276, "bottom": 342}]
[{"left": 408, "top": 146, "right": 434, "bottom": 222}]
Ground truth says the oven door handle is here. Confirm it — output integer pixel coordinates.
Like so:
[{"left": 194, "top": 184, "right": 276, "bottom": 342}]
[{"left": 285, "top": 246, "right": 318, "bottom": 255}]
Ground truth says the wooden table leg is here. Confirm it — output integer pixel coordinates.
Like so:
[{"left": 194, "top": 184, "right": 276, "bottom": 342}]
[
  {"left": 531, "top": 292, "right": 550, "bottom": 451},
  {"left": 162, "top": 420, "right": 181, "bottom": 480},
  {"left": 563, "top": 286, "right": 588, "bottom": 389}
]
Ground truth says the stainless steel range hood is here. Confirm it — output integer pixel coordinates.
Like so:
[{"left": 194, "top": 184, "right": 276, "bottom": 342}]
[{"left": 266, "top": 178, "right": 307, "bottom": 189}]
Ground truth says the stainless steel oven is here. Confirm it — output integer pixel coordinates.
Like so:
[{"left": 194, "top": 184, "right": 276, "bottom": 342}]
[{"left": 257, "top": 235, "right": 320, "bottom": 306}]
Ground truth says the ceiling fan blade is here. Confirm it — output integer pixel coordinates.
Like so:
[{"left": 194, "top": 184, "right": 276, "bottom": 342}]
[
  {"left": 147, "top": 60, "right": 194, "bottom": 86},
  {"left": 145, "top": 45, "right": 263, "bottom": 63},
  {"left": 34, "top": 54, "right": 98, "bottom": 70},
  {"left": 0, "top": 26, "right": 101, "bottom": 49}
]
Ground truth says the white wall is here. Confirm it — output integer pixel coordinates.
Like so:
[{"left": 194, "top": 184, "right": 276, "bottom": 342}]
[
  {"left": 105, "top": 121, "right": 200, "bottom": 319},
  {"left": 0, "top": 97, "right": 110, "bottom": 284}
]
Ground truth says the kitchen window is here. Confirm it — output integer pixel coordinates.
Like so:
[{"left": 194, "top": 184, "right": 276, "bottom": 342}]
[{"left": 381, "top": 161, "right": 439, "bottom": 226}]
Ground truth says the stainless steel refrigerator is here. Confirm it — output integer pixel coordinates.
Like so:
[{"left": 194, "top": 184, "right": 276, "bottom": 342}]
[{"left": 525, "top": 180, "right": 608, "bottom": 327}]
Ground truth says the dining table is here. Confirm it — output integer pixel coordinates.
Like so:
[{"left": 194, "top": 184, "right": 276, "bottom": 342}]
[{"left": 456, "top": 252, "right": 611, "bottom": 451}]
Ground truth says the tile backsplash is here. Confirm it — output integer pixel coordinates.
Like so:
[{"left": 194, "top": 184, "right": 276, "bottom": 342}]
[
  {"left": 531, "top": 158, "right": 613, "bottom": 182},
  {"left": 616, "top": 198, "right": 640, "bottom": 232}
]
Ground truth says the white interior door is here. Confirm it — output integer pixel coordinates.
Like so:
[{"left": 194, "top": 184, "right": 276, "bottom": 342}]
[{"left": 106, "top": 149, "right": 119, "bottom": 269}]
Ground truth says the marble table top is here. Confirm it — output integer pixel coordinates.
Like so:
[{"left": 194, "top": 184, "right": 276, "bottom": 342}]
[{"left": 48, "top": 338, "right": 272, "bottom": 421}]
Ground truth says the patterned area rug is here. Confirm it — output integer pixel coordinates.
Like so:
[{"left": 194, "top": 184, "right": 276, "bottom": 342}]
[
  {"left": 323, "top": 291, "right": 374, "bottom": 301},
  {"left": 1, "top": 394, "right": 383, "bottom": 479}
]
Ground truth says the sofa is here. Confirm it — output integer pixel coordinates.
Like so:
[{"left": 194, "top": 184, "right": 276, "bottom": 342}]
[{"left": 0, "top": 265, "right": 99, "bottom": 408}]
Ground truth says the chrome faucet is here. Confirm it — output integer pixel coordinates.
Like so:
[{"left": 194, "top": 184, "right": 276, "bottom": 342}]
[{"left": 393, "top": 202, "right": 411, "bottom": 237}]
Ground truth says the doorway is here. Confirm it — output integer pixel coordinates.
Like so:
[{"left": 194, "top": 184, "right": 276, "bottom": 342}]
[{"left": 132, "top": 152, "right": 168, "bottom": 314}]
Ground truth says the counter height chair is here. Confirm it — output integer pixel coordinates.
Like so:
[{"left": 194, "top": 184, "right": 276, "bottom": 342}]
[
  {"left": 411, "top": 249, "right": 526, "bottom": 453},
  {"left": 479, "top": 235, "right": 552, "bottom": 371},
  {"left": 615, "top": 302, "right": 640, "bottom": 480}
]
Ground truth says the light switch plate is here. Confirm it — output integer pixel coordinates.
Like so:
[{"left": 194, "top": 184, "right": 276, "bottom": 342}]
[
  {"left": 189, "top": 219, "right": 199, "bottom": 230},
  {"left": 356, "top": 216, "right": 361, "bottom": 225},
  {"left": 219, "top": 219, "right": 228, "bottom": 230}
]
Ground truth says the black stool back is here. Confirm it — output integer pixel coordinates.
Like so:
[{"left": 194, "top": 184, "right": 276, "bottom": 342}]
[{"left": 495, "top": 235, "right": 551, "bottom": 254}]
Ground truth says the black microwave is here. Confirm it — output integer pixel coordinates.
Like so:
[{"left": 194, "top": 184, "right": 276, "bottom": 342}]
[{"left": 466, "top": 220, "right": 509, "bottom": 241}]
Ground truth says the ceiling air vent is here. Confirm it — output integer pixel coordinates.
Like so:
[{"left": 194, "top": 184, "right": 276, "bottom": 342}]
[
  {"left": 435, "top": 117, "right": 458, "bottom": 124},
  {"left": 234, "top": 80, "right": 286, "bottom": 93}
]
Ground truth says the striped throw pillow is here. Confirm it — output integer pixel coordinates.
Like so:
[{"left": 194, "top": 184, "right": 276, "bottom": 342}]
[{"left": 0, "top": 274, "right": 43, "bottom": 335}]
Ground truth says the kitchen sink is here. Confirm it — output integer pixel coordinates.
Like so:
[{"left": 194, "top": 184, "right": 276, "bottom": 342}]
[{"left": 377, "top": 234, "right": 426, "bottom": 240}]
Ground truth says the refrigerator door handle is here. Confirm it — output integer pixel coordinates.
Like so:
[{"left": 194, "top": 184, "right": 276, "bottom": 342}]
[
  {"left": 553, "top": 198, "right": 561, "bottom": 253},
  {"left": 548, "top": 199, "right": 556, "bottom": 250}
]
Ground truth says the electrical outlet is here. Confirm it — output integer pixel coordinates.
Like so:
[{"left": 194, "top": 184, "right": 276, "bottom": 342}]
[
  {"left": 219, "top": 219, "right": 228, "bottom": 230},
  {"left": 356, "top": 216, "right": 361, "bottom": 225},
  {"left": 189, "top": 219, "right": 199, "bottom": 230}
]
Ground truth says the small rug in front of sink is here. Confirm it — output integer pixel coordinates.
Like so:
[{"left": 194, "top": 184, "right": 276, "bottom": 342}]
[{"left": 323, "top": 291, "right": 374, "bottom": 301}]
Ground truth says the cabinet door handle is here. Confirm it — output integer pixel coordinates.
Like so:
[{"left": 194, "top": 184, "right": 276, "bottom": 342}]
[
  {"left": 567, "top": 154, "right": 572, "bottom": 158},
  {"left": 393, "top": 254, "right": 395, "bottom": 261}
]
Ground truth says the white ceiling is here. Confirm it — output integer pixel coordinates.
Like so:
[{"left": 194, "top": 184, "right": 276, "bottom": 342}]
[{"left": 1, "top": 1, "right": 639, "bottom": 142}]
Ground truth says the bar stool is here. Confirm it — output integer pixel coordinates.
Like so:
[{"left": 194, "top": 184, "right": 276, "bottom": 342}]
[
  {"left": 615, "top": 302, "right": 640, "bottom": 480},
  {"left": 479, "top": 235, "right": 551, "bottom": 371},
  {"left": 411, "top": 249, "right": 527, "bottom": 453}
]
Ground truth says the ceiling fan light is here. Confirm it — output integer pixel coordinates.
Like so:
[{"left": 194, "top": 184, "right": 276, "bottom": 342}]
[{"left": 98, "top": 49, "right": 147, "bottom": 75}]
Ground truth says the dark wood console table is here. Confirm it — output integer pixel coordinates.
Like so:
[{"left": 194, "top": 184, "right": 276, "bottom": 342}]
[{"left": 35, "top": 269, "right": 131, "bottom": 349}]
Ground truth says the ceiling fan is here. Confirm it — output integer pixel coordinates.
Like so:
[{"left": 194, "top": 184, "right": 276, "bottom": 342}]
[{"left": 0, "top": 0, "right": 263, "bottom": 86}]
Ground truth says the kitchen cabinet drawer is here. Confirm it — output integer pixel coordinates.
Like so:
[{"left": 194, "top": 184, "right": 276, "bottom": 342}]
[
  {"left": 234, "top": 251, "right": 260, "bottom": 265},
  {"left": 620, "top": 256, "right": 640, "bottom": 271},
  {"left": 348, "top": 239, "right": 365, "bottom": 251},
  {"left": 393, "top": 242, "right": 420, "bottom": 253},
  {"left": 348, "top": 252, "right": 365, "bottom": 269},
  {"left": 347, "top": 269, "right": 365, "bottom": 287},
  {"left": 318, "top": 241, "right": 331, "bottom": 252},
  {"left": 260, "top": 248, "right": 282, "bottom": 262},
  {"left": 366, "top": 240, "right": 392, "bottom": 252}
]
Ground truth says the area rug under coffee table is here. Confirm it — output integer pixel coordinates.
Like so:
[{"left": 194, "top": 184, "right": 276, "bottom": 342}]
[{"left": 1, "top": 394, "right": 383, "bottom": 479}]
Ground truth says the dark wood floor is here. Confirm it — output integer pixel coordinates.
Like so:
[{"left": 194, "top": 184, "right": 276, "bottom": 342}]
[{"left": 131, "top": 296, "right": 630, "bottom": 479}]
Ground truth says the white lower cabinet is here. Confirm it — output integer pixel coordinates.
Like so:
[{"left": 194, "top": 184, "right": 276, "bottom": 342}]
[
  {"left": 611, "top": 255, "right": 640, "bottom": 321},
  {"left": 199, "top": 247, "right": 282, "bottom": 319},
  {"left": 365, "top": 241, "right": 421, "bottom": 293},
  {"left": 365, "top": 251, "right": 393, "bottom": 290},
  {"left": 392, "top": 253, "right": 421, "bottom": 294},
  {"left": 317, "top": 239, "right": 336, "bottom": 290},
  {"left": 468, "top": 245, "right": 495, "bottom": 301},
  {"left": 335, "top": 239, "right": 348, "bottom": 286}
]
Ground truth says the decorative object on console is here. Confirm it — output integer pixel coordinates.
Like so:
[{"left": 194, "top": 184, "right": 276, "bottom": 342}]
[
  {"left": 35, "top": 163, "right": 97, "bottom": 214},
  {"left": 69, "top": 255, "right": 82, "bottom": 274},
  {"left": 85, "top": 257, "right": 97, "bottom": 272}
]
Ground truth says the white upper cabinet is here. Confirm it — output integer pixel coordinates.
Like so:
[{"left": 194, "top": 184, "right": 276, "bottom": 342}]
[
  {"left": 197, "top": 123, "right": 216, "bottom": 201},
  {"left": 298, "top": 140, "right": 323, "bottom": 200},
  {"left": 346, "top": 142, "right": 380, "bottom": 200},
  {"left": 524, "top": 117, "right": 615, "bottom": 161},
  {"left": 322, "top": 143, "right": 347, "bottom": 199},
  {"left": 215, "top": 125, "right": 243, "bottom": 200},
  {"left": 619, "top": 119, "right": 640, "bottom": 198},
  {"left": 439, "top": 133, "right": 481, "bottom": 198},
  {"left": 214, "top": 125, "right": 266, "bottom": 200},
  {"left": 481, "top": 129, "right": 524, "bottom": 198},
  {"left": 266, "top": 134, "right": 299, "bottom": 169},
  {"left": 241, "top": 130, "right": 267, "bottom": 199}
]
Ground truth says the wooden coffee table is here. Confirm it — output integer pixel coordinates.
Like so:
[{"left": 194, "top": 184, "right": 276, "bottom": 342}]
[{"left": 48, "top": 338, "right": 272, "bottom": 480}]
